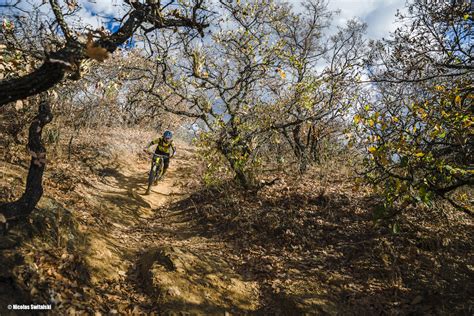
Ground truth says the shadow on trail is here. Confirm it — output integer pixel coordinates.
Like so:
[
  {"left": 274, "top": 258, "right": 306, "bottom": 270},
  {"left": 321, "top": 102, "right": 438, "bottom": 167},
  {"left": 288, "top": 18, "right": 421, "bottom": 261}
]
[
  {"left": 67, "top": 149, "right": 472, "bottom": 314},
  {"left": 97, "top": 165, "right": 150, "bottom": 195},
  {"left": 163, "top": 181, "right": 474, "bottom": 315},
  {"left": 77, "top": 161, "right": 154, "bottom": 227},
  {"left": 126, "top": 246, "right": 261, "bottom": 315}
]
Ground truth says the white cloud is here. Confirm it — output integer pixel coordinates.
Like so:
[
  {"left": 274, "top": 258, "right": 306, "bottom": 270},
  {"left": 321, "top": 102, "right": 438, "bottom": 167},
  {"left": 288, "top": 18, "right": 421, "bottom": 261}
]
[
  {"left": 289, "top": 0, "right": 407, "bottom": 39},
  {"left": 72, "top": 9, "right": 103, "bottom": 29},
  {"left": 362, "top": 0, "right": 406, "bottom": 39},
  {"left": 73, "top": 0, "right": 127, "bottom": 29},
  {"left": 79, "top": 0, "right": 122, "bottom": 16},
  {"left": 326, "top": 0, "right": 382, "bottom": 18}
]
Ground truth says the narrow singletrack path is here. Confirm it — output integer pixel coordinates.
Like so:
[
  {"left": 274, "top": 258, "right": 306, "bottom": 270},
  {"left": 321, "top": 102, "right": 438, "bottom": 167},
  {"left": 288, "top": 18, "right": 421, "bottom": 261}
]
[{"left": 75, "top": 145, "right": 260, "bottom": 314}]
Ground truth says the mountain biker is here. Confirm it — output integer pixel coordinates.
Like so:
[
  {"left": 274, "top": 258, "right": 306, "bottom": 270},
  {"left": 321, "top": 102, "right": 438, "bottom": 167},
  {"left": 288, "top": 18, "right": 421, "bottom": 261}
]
[{"left": 144, "top": 130, "right": 176, "bottom": 180}]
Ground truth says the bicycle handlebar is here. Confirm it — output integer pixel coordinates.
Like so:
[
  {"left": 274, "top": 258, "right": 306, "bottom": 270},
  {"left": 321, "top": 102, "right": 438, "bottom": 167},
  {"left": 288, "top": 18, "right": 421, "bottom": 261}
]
[
  {"left": 144, "top": 150, "right": 174, "bottom": 159},
  {"left": 151, "top": 153, "right": 169, "bottom": 158}
]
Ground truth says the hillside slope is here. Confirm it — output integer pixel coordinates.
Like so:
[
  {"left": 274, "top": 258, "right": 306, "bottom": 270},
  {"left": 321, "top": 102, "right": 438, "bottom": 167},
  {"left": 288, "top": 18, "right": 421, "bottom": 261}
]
[{"left": 1, "top": 129, "right": 473, "bottom": 315}]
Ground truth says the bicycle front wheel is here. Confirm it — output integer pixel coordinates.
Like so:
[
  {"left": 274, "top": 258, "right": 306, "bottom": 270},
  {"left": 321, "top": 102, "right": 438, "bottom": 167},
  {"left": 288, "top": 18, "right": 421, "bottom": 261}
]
[
  {"left": 155, "top": 158, "right": 164, "bottom": 181},
  {"left": 147, "top": 162, "right": 157, "bottom": 192}
]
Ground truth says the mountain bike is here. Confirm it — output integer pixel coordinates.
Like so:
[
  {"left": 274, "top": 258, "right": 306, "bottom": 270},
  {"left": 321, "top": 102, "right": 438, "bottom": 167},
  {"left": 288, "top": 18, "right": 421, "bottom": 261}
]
[{"left": 145, "top": 153, "right": 168, "bottom": 195}]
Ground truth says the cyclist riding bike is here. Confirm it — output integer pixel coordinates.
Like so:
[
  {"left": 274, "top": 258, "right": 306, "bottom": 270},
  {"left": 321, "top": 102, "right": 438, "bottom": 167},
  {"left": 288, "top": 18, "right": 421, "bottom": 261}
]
[{"left": 144, "top": 130, "right": 176, "bottom": 180}]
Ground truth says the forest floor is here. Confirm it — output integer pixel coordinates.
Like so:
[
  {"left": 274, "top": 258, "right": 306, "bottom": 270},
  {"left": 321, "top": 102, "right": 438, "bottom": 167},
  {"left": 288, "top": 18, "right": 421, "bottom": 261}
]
[{"left": 1, "top": 129, "right": 473, "bottom": 315}]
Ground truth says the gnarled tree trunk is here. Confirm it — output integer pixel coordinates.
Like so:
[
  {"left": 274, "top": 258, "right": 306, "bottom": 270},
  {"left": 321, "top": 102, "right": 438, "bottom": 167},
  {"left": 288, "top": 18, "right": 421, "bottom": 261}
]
[
  {"left": 0, "top": 59, "right": 66, "bottom": 106},
  {"left": 216, "top": 128, "right": 253, "bottom": 189},
  {"left": 0, "top": 3, "right": 209, "bottom": 107},
  {"left": 0, "top": 97, "right": 52, "bottom": 222}
]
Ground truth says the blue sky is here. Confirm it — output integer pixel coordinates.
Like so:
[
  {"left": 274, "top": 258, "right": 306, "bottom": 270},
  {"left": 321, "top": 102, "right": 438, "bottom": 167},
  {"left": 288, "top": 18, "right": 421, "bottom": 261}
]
[
  {"left": 76, "top": 0, "right": 407, "bottom": 40},
  {"left": 325, "top": 0, "right": 407, "bottom": 39}
]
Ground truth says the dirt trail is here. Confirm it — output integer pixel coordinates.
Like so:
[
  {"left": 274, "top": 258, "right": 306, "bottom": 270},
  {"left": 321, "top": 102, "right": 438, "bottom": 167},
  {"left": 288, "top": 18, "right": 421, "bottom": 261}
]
[
  {"left": 76, "top": 145, "right": 260, "bottom": 314},
  {"left": 4, "top": 140, "right": 471, "bottom": 314}
]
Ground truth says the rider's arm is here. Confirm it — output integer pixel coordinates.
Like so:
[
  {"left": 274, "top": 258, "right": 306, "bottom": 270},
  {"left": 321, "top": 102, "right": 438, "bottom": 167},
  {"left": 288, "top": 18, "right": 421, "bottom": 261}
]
[
  {"left": 151, "top": 138, "right": 160, "bottom": 145},
  {"left": 171, "top": 142, "right": 176, "bottom": 157},
  {"left": 144, "top": 138, "right": 159, "bottom": 151}
]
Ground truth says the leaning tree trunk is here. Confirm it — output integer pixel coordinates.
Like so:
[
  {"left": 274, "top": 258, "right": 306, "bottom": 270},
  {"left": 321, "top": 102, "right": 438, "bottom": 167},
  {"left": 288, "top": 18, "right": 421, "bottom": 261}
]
[
  {"left": 292, "top": 125, "right": 309, "bottom": 173},
  {"left": 307, "top": 125, "right": 320, "bottom": 163},
  {"left": 0, "top": 9, "right": 145, "bottom": 107},
  {"left": 216, "top": 136, "right": 252, "bottom": 189},
  {"left": 0, "top": 5, "right": 209, "bottom": 107},
  {"left": 0, "top": 60, "right": 66, "bottom": 106},
  {"left": 0, "top": 97, "right": 52, "bottom": 222}
]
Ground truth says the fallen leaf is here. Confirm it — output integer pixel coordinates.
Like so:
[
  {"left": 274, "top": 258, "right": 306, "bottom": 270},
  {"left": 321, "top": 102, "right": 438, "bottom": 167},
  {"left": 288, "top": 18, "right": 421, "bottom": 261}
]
[{"left": 85, "top": 34, "right": 109, "bottom": 62}]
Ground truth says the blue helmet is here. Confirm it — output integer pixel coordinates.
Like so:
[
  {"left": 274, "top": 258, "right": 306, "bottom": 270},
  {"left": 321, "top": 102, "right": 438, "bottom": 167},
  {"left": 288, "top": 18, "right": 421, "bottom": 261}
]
[{"left": 163, "top": 130, "right": 173, "bottom": 139}]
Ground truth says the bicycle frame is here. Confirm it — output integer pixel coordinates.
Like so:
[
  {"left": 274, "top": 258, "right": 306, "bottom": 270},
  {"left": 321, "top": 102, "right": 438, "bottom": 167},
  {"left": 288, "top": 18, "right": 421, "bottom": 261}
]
[{"left": 145, "top": 153, "right": 168, "bottom": 194}]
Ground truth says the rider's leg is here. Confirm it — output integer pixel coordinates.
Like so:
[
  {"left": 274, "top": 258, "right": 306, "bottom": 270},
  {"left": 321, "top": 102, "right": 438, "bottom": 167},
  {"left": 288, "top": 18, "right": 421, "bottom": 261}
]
[{"left": 161, "top": 156, "right": 170, "bottom": 177}]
